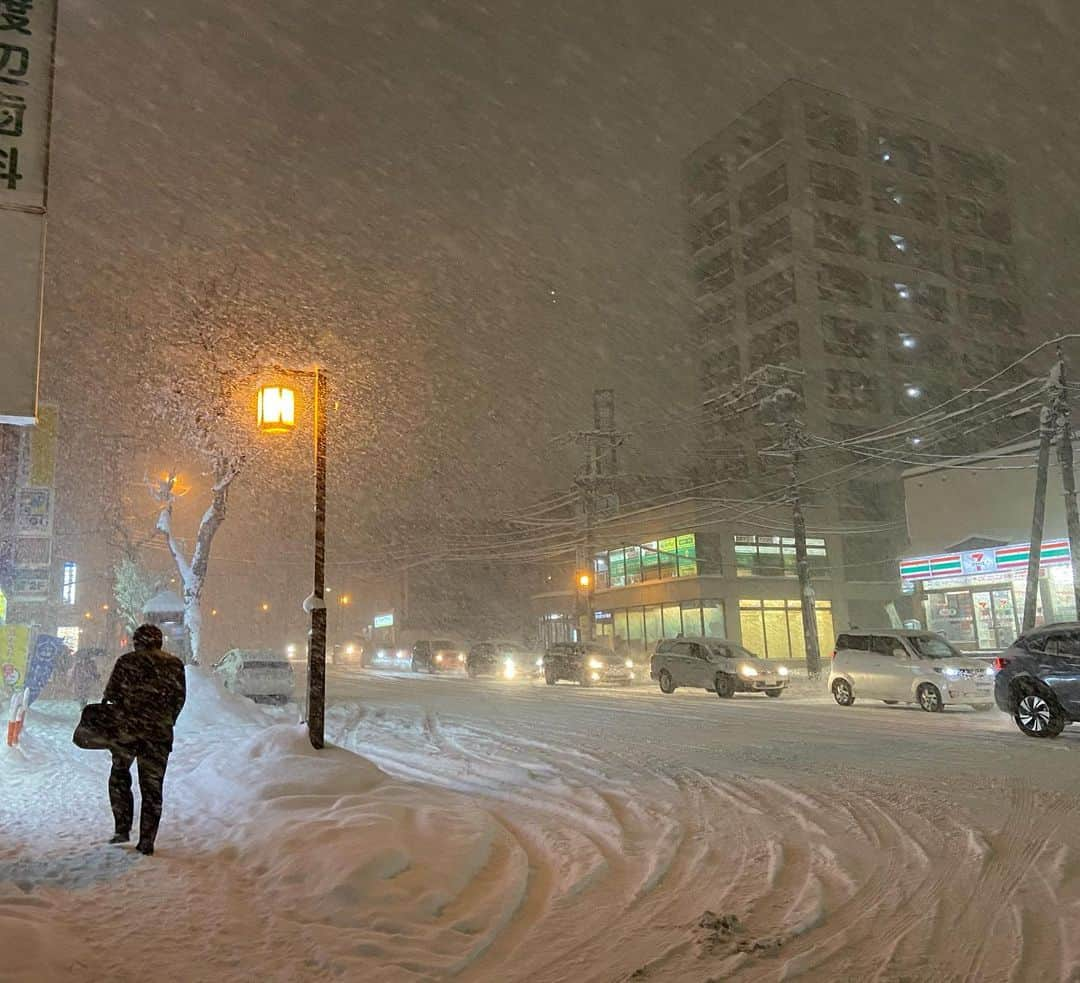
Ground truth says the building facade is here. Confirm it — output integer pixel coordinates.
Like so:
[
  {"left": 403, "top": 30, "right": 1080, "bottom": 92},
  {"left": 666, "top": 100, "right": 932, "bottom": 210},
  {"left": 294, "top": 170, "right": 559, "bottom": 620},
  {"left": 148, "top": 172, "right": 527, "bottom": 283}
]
[
  {"left": 529, "top": 497, "right": 898, "bottom": 661},
  {"left": 900, "top": 440, "right": 1080, "bottom": 652}
]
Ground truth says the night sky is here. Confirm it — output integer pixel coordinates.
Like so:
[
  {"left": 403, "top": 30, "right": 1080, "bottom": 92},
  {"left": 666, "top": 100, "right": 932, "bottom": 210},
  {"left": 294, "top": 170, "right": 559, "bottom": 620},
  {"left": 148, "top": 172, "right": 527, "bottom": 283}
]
[{"left": 40, "top": 0, "right": 1080, "bottom": 634}]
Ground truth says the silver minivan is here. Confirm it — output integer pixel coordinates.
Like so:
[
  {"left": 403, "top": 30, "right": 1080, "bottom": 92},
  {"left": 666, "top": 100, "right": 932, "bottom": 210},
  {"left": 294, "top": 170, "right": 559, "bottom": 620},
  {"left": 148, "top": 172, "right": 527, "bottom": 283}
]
[
  {"left": 651, "top": 636, "right": 788, "bottom": 698},
  {"left": 829, "top": 630, "right": 995, "bottom": 712}
]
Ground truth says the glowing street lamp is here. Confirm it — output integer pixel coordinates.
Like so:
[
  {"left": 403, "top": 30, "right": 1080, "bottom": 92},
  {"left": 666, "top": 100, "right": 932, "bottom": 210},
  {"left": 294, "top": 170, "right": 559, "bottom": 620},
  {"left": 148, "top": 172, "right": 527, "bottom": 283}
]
[
  {"left": 257, "top": 385, "right": 296, "bottom": 433},
  {"left": 257, "top": 367, "right": 329, "bottom": 750},
  {"left": 577, "top": 572, "right": 591, "bottom": 590}
]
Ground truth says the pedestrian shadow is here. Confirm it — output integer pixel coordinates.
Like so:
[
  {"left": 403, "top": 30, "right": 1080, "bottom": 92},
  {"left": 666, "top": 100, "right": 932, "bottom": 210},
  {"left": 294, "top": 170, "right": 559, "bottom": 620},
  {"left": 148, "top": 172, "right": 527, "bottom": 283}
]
[{"left": 0, "top": 845, "right": 138, "bottom": 893}]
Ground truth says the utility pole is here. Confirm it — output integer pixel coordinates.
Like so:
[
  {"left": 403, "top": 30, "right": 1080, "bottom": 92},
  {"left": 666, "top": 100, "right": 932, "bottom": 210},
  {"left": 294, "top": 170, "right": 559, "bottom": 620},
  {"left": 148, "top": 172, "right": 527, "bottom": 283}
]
[
  {"left": 573, "top": 389, "right": 622, "bottom": 642},
  {"left": 1022, "top": 369, "right": 1060, "bottom": 631},
  {"left": 1054, "top": 348, "right": 1080, "bottom": 617},
  {"left": 764, "top": 377, "right": 821, "bottom": 677}
]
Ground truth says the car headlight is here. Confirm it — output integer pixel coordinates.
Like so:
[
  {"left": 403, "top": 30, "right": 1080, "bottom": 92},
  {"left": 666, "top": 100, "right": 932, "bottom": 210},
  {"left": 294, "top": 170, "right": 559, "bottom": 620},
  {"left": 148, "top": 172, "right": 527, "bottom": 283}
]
[
  {"left": 739, "top": 664, "right": 758, "bottom": 678},
  {"left": 625, "top": 658, "right": 634, "bottom": 669},
  {"left": 503, "top": 658, "right": 516, "bottom": 679},
  {"left": 397, "top": 650, "right": 408, "bottom": 659},
  {"left": 778, "top": 666, "right": 789, "bottom": 677},
  {"left": 588, "top": 658, "right": 604, "bottom": 670},
  {"left": 535, "top": 657, "right": 544, "bottom": 668},
  {"left": 435, "top": 653, "right": 444, "bottom": 663},
  {"left": 459, "top": 653, "right": 467, "bottom": 662},
  {"left": 984, "top": 666, "right": 995, "bottom": 676}
]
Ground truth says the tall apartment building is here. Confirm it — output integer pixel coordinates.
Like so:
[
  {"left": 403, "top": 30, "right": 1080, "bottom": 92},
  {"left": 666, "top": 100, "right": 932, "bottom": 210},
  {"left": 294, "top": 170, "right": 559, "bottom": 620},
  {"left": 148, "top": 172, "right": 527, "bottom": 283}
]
[{"left": 685, "top": 79, "right": 1024, "bottom": 505}]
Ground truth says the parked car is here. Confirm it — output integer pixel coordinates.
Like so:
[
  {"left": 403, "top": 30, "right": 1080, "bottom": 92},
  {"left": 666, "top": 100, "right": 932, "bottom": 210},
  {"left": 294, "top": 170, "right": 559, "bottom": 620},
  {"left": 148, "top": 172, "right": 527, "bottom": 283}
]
[
  {"left": 994, "top": 622, "right": 1080, "bottom": 738},
  {"left": 411, "top": 639, "right": 468, "bottom": 673},
  {"left": 542, "top": 641, "right": 635, "bottom": 686},
  {"left": 651, "top": 636, "right": 788, "bottom": 698},
  {"left": 466, "top": 641, "right": 536, "bottom": 680},
  {"left": 829, "top": 630, "right": 995, "bottom": 712},
  {"left": 213, "top": 648, "right": 294, "bottom": 704},
  {"left": 361, "top": 644, "right": 411, "bottom": 669}
]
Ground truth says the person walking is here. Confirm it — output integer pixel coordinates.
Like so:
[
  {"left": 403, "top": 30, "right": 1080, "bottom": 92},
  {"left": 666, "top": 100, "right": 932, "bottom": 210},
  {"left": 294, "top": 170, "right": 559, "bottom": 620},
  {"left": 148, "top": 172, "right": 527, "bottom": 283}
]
[
  {"left": 70, "top": 649, "right": 102, "bottom": 709},
  {"left": 102, "top": 624, "right": 186, "bottom": 856}
]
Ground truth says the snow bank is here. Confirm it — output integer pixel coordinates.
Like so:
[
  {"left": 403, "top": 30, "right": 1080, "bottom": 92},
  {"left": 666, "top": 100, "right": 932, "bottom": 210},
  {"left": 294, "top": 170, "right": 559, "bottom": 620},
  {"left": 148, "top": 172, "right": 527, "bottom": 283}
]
[{"left": 174, "top": 665, "right": 275, "bottom": 732}]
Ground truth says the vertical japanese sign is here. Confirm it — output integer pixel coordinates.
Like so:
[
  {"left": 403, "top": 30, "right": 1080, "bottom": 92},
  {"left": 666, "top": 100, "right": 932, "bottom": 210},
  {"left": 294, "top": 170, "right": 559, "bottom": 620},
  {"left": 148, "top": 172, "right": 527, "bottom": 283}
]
[{"left": 0, "top": 0, "right": 58, "bottom": 425}]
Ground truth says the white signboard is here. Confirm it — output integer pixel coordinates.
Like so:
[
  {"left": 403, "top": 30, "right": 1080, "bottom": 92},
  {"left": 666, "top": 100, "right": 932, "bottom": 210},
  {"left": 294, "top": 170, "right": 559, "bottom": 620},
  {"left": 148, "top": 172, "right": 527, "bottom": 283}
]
[
  {"left": 0, "top": 209, "right": 45, "bottom": 423},
  {"left": 0, "top": 0, "right": 57, "bottom": 425},
  {"left": 1, "top": 0, "right": 58, "bottom": 211}
]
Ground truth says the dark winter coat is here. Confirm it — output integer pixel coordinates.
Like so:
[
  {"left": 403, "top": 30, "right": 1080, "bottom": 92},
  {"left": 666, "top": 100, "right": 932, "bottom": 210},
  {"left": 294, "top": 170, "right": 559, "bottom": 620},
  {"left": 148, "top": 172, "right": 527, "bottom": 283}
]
[{"left": 103, "top": 647, "right": 187, "bottom": 752}]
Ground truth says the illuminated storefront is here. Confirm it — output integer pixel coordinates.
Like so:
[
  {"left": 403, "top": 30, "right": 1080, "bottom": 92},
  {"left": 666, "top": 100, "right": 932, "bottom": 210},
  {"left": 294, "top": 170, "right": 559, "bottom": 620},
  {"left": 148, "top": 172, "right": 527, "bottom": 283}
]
[
  {"left": 738, "top": 599, "right": 834, "bottom": 660},
  {"left": 900, "top": 539, "right": 1076, "bottom": 652}
]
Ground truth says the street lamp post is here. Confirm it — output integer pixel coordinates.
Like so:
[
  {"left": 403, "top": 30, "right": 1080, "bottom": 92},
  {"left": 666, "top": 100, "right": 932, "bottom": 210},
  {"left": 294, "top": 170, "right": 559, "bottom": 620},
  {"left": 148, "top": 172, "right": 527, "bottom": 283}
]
[{"left": 258, "top": 368, "right": 329, "bottom": 749}]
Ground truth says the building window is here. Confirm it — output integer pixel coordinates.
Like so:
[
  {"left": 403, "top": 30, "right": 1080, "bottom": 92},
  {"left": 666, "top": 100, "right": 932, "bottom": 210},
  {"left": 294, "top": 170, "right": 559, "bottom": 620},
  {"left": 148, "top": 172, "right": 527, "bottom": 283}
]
[
  {"left": 738, "top": 164, "right": 788, "bottom": 225},
  {"left": 734, "top": 535, "right": 828, "bottom": 578},
  {"left": 825, "top": 369, "right": 879, "bottom": 412},
  {"left": 704, "top": 346, "right": 741, "bottom": 394},
  {"left": 948, "top": 195, "right": 1012, "bottom": 244},
  {"left": 881, "top": 278, "right": 948, "bottom": 321},
  {"left": 599, "top": 600, "right": 725, "bottom": 653},
  {"left": 596, "top": 534, "right": 699, "bottom": 589},
  {"left": 61, "top": 561, "right": 77, "bottom": 605},
  {"left": 804, "top": 104, "right": 858, "bottom": 156},
  {"left": 749, "top": 321, "right": 800, "bottom": 371},
  {"left": 688, "top": 154, "right": 728, "bottom": 204},
  {"left": 808, "top": 160, "right": 860, "bottom": 204},
  {"left": 692, "top": 204, "right": 732, "bottom": 252},
  {"left": 869, "top": 126, "right": 932, "bottom": 177},
  {"left": 939, "top": 145, "right": 1006, "bottom": 196},
  {"left": 696, "top": 249, "right": 735, "bottom": 295},
  {"left": 742, "top": 215, "right": 792, "bottom": 274},
  {"left": 876, "top": 228, "right": 942, "bottom": 271},
  {"left": 817, "top": 264, "right": 871, "bottom": 308},
  {"left": 952, "top": 245, "right": 1014, "bottom": 287},
  {"left": 965, "top": 293, "right": 1020, "bottom": 328},
  {"left": 815, "top": 211, "right": 863, "bottom": 255},
  {"left": 821, "top": 315, "right": 875, "bottom": 359},
  {"left": 746, "top": 268, "right": 796, "bottom": 323},
  {"left": 739, "top": 599, "right": 834, "bottom": 660},
  {"left": 734, "top": 97, "right": 783, "bottom": 167},
  {"left": 870, "top": 176, "right": 937, "bottom": 223},
  {"left": 57, "top": 626, "right": 81, "bottom": 652}
]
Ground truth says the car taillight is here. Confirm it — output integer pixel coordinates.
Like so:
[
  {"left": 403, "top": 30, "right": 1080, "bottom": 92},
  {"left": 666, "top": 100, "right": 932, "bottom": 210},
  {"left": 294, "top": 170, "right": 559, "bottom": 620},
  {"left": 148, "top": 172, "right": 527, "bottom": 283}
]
[{"left": 992, "top": 656, "right": 1009, "bottom": 672}]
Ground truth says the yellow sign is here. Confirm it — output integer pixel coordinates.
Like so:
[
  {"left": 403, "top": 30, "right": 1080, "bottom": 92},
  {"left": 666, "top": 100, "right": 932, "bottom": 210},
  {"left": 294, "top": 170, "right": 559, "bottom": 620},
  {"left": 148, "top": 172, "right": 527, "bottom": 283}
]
[
  {"left": 0, "top": 625, "right": 32, "bottom": 694},
  {"left": 30, "top": 404, "right": 58, "bottom": 485}
]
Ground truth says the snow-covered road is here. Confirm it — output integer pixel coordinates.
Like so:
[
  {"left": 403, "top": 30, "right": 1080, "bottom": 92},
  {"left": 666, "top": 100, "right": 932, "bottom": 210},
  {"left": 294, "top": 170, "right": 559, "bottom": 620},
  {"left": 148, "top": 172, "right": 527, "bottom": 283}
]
[{"left": 3, "top": 668, "right": 1079, "bottom": 982}]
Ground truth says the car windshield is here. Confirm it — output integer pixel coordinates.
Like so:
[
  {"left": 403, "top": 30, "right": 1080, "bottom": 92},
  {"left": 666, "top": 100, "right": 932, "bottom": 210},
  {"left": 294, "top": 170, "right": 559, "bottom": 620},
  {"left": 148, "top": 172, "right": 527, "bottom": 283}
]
[
  {"left": 906, "top": 635, "right": 962, "bottom": 660},
  {"left": 710, "top": 643, "right": 757, "bottom": 661}
]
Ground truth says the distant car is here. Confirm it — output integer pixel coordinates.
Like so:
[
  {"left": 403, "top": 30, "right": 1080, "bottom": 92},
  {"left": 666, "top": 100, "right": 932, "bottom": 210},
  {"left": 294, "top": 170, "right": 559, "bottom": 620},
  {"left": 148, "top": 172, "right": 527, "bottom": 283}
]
[
  {"left": 651, "top": 636, "right": 788, "bottom": 698},
  {"left": 542, "top": 641, "right": 635, "bottom": 687},
  {"left": 411, "top": 639, "right": 468, "bottom": 673},
  {"left": 467, "top": 641, "right": 536, "bottom": 680},
  {"left": 829, "top": 630, "right": 995, "bottom": 712},
  {"left": 213, "top": 648, "right": 294, "bottom": 704},
  {"left": 994, "top": 622, "right": 1080, "bottom": 738},
  {"left": 362, "top": 644, "right": 411, "bottom": 669}
]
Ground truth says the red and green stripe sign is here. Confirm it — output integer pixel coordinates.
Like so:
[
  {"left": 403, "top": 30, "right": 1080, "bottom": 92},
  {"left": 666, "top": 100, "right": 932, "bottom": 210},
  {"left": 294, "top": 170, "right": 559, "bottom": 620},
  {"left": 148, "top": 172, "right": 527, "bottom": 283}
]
[{"left": 901, "top": 540, "right": 1071, "bottom": 583}]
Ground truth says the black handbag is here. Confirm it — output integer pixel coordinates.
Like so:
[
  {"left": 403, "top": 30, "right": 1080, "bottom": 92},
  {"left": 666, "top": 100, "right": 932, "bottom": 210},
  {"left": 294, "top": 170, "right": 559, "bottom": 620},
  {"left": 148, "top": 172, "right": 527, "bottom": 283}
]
[{"left": 72, "top": 702, "right": 129, "bottom": 751}]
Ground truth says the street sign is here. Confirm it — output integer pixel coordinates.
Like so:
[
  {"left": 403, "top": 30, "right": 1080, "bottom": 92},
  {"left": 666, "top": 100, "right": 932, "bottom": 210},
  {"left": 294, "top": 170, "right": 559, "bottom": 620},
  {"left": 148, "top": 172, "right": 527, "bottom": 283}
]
[
  {"left": 0, "top": 0, "right": 58, "bottom": 425},
  {"left": 373, "top": 612, "right": 394, "bottom": 629}
]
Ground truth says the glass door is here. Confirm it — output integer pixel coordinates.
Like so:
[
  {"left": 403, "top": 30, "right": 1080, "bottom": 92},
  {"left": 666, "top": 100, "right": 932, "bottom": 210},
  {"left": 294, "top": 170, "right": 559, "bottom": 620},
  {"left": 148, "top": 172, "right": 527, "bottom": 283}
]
[
  {"left": 971, "top": 591, "right": 997, "bottom": 650},
  {"left": 990, "top": 588, "right": 1018, "bottom": 649}
]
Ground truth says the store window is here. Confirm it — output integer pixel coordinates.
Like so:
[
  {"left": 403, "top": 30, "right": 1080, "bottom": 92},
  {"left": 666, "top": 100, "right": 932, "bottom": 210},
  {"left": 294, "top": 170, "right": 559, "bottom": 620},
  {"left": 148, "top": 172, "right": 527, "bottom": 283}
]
[
  {"left": 739, "top": 599, "right": 834, "bottom": 660},
  {"left": 663, "top": 603, "right": 683, "bottom": 638},
  {"left": 734, "top": 535, "right": 828, "bottom": 577},
  {"left": 596, "top": 534, "right": 698, "bottom": 589},
  {"left": 601, "top": 600, "right": 725, "bottom": 650},
  {"left": 57, "top": 626, "right": 81, "bottom": 652}
]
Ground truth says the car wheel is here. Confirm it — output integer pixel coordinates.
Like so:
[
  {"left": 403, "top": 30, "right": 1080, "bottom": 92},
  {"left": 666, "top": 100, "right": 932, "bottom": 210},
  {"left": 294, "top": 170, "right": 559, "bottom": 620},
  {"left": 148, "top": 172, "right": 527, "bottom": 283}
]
[
  {"left": 1014, "top": 689, "right": 1066, "bottom": 738},
  {"left": 832, "top": 678, "right": 855, "bottom": 706},
  {"left": 715, "top": 674, "right": 736, "bottom": 699},
  {"left": 883, "top": 700, "right": 899, "bottom": 705},
  {"left": 544, "top": 665, "right": 557, "bottom": 686},
  {"left": 658, "top": 669, "right": 676, "bottom": 694},
  {"left": 765, "top": 688, "right": 783, "bottom": 698},
  {"left": 917, "top": 683, "right": 943, "bottom": 713}
]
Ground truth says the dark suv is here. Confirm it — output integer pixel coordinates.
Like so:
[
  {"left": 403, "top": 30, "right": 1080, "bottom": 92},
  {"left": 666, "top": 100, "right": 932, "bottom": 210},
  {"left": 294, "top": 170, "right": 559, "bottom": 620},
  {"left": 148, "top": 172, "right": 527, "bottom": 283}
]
[
  {"left": 543, "top": 642, "right": 634, "bottom": 687},
  {"left": 995, "top": 623, "right": 1080, "bottom": 738}
]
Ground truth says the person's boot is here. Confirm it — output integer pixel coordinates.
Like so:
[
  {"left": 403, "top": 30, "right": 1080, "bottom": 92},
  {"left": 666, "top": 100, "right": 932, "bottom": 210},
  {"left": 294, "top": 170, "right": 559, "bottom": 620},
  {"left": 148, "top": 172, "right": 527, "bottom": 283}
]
[
  {"left": 109, "top": 832, "right": 130, "bottom": 845},
  {"left": 135, "top": 840, "right": 154, "bottom": 856}
]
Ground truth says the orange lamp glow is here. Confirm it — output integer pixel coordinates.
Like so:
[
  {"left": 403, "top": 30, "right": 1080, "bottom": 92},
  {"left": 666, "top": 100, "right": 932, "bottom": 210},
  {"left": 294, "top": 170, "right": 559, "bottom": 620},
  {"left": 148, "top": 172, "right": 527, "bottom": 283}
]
[
  {"left": 578, "top": 573, "right": 591, "bottom": 590},
  {"left": 257, "top": 385, "right": 296, "bottom": 433}
]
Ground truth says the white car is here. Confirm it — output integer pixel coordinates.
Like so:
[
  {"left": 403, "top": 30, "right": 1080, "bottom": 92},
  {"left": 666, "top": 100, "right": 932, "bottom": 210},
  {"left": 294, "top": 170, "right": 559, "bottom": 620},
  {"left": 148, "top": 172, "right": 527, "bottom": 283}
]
[
  {"left": 213, "top": 649, "right": 295, "bottom": 704},
  {"left": 829, "top": 630, "right": 995, "bottom": 712},
  {"left": 650, "top": 636, "right": 789, "bottom": 698}
]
